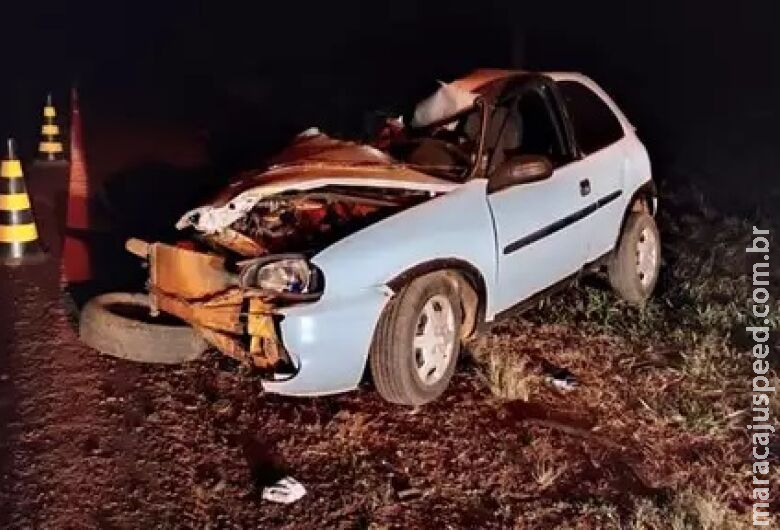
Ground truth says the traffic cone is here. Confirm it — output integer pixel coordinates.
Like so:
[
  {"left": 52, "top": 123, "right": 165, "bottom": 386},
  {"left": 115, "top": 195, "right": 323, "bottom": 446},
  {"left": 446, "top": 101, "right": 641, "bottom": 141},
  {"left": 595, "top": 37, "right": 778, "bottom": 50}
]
[
  {"left": 62, "top": 87, "right": 91, "bottom": 282},
  {"left": 37, "top": 93, "right": 66, "bottom": 164},
  {"left": 0, "top": 138, "right": 46, "bottom": 266},
  {"left": 66, "top": 87, "right": 89, "bottom": 230}
]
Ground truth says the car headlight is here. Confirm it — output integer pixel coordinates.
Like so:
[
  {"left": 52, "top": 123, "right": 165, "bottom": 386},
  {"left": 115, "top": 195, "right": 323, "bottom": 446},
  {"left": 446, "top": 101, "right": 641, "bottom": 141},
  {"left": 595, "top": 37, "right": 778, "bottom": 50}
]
[{"left": 238, "top": 255, "right": 323, "bottom": 295}]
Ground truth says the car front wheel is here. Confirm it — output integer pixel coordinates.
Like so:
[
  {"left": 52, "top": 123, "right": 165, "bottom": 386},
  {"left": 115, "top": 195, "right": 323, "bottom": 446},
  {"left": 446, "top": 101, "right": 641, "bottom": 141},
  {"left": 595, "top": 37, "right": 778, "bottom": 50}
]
[
  {"left": 608, "top": 211, "right": 661, "bottom": 306},
  {"left": 369, "top": 271, "right": 463, "bottom": 406}
]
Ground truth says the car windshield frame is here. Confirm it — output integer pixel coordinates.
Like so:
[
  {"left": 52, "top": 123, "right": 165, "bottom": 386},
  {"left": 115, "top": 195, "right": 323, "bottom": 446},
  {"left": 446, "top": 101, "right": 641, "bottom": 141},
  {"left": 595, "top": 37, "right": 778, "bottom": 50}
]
[{"left": 383, "top": 98, "right": 488, "bottom": 182}]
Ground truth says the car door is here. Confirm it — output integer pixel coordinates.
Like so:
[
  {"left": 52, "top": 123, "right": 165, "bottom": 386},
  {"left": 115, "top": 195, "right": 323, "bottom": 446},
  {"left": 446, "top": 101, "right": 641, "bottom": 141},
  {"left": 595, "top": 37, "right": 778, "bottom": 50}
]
[
  {"left": 486, "top": 82, "right": 591, "bottom": 313},
  {"left": 557, "top": 79, "right": 628, "bottom": 260}
]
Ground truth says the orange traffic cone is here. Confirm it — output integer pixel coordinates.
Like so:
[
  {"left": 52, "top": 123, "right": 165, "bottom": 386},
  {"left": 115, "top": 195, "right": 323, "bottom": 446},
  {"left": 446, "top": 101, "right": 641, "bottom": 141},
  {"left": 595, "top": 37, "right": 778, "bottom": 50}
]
[
  {"left": 1, "top": 138, "right": 46, "bottom": 266},
  {"left": 62, "top": 87, "right": 91, "bottom": 282},
  {"left": 37, "top": 93, "right": 66, "bottom": 164}
]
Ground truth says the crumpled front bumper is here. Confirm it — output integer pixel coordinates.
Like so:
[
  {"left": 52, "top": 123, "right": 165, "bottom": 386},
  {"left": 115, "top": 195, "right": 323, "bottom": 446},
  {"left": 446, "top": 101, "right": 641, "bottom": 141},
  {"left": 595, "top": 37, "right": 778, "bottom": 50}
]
[
  {"left": 126, "top": 238, "right": 391, "bottom": 397},
  {"left": 126, "top": 239, "right": 285, "bottom": 368}
]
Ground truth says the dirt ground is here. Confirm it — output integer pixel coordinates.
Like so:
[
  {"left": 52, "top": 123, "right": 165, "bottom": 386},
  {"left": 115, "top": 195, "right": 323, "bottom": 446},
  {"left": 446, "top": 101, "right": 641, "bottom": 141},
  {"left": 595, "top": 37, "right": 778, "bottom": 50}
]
[
  {"left": 0, "top": 142, "right": 777, "bottom": 528},
  {"left": 0, "top": 238, "right": 674, "bottom": 528}
]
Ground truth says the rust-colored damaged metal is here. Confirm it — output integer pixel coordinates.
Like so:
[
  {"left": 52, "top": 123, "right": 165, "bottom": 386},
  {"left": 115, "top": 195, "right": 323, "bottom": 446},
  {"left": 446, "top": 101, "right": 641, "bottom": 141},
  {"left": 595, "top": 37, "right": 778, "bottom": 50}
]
[
  {"left": 210, "top": 133, "right": 453, "bottom": 206},
  {"left": 248, "top": 298, "right": 280, "bottom": 367},
  {"left": 158, "top": 290, "right": 282, "bottom": 368},
  {"left": 193, "top": 325, "right": 253, "bottom": 364},
  {"left": 129, "top": 238, "right": 285, "bottom": 368},
  {"left": 126, "top": 237, "right": 150, "bottom": 258},
  {"left": 203, "top": 228, "right": 267, "bottom": 257},
  {"left": 150, "top": 243, "right": 236, "bottom": 299},
  {"left": 153, "top": 288, "right": 243, "bottom": 334}
]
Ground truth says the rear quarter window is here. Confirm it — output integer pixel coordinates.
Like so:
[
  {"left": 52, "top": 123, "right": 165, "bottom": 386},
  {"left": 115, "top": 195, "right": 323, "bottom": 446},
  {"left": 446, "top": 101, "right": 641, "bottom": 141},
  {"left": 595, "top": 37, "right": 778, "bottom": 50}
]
[{"left": 558, "top": 80, "right": 624, "bottom": 155}]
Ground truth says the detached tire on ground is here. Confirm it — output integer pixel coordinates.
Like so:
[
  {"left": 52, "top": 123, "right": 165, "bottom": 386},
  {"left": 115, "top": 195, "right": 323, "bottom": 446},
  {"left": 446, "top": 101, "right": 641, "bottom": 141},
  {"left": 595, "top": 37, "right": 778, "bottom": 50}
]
[
  {"left": 369, "top": 272, "right": 463, "bottom": 406},
  {"left": 608, "top": 212, "right": 661, "bottom": 306},
  {"left": 79, "top": 292, "right": 209, "bottom": 364}
]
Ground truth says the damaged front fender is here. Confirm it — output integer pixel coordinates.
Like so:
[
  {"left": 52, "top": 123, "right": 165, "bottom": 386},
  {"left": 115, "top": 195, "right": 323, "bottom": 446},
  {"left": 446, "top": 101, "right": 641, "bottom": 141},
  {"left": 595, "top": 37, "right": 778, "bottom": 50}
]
[{"left": 264, "top": 285, "right": 392, "bottom": 396}]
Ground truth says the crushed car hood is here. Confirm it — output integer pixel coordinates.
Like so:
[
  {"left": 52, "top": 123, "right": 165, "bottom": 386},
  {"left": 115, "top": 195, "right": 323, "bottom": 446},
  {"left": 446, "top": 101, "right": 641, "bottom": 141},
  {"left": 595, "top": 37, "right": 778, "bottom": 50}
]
[{"left": 178, "top": 130, "right": 459, "bottom": 233}]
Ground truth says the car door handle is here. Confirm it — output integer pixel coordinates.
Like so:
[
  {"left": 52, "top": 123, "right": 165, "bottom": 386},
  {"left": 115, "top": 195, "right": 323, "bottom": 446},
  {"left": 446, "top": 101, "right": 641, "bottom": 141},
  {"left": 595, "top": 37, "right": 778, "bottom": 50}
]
[{"left": 579, "top": 179, "right": 591, "bottom": 196}]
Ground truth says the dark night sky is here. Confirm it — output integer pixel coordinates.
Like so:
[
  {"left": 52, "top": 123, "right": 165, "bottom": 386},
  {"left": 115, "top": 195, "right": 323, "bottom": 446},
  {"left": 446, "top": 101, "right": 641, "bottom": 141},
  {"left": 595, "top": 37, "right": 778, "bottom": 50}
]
[{"left": 2, "top": 0, "right": 778, "bottom": 213}]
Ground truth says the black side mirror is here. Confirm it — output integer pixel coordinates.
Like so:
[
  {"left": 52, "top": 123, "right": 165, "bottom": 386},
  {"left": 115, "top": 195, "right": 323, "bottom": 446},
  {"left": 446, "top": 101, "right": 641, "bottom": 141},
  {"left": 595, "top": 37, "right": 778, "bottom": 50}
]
[{"left": 487, "top": 154, "right": 554, "bottom": 193}]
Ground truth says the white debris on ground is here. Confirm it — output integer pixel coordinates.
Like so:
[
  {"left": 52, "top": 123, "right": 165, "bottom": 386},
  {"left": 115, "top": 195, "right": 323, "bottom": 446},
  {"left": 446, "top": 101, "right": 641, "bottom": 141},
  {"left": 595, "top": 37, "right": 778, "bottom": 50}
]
[
  {"left": 261, "top": 476, "right": 307, "bottom": 504},
  {"left": 546, "top": 370, "right": 579, "bottom": 392}
]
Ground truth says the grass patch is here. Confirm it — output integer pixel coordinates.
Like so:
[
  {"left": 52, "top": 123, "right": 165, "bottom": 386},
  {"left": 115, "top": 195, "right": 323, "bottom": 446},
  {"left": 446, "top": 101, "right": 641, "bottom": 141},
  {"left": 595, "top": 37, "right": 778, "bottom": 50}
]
[
  {"left": 528, "top": 198, "right": 780, "bottom": 347},
  {"left": 532, "top": 459, "right": 567, "bottom": 491},
  {"left": 556, "top": 490, "right": 751, "bottom": 529},
  {"left": 475, "top": 347, "right": 539, "bottom": 401},
  {"left": 629, "top": 490, "right": 751, "bottom": 530},
  {"left": 521, "top": 195, "right": 779, "bottom": 432},
  {"left": 473, "top": 188, "right": 779, "bottom": 525}
]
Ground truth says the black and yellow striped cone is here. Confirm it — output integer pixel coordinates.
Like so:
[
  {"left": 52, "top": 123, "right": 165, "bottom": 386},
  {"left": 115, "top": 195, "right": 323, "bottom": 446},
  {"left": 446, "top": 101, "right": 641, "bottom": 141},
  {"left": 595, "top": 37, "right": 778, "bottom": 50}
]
[
  {"left": 37, "top": 93, "right": 66, "bottom": 164},
  {"left": 1, "top": 139, "right": 46, "bottom": 266}
]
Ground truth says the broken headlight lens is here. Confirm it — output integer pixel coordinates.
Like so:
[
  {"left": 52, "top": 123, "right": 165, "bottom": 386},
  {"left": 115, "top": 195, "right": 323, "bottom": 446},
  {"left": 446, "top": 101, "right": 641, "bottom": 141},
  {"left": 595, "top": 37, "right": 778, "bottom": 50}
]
[{"left": 240, "top": 256, "right": 322, "bottom": 294}]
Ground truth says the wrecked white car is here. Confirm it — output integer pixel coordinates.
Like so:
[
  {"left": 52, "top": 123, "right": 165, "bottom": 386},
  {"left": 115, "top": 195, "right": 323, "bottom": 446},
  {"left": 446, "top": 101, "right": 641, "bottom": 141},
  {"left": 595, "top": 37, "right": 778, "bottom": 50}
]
[{"left": 119, "top": 69, "right": 660, "bottom": 405}]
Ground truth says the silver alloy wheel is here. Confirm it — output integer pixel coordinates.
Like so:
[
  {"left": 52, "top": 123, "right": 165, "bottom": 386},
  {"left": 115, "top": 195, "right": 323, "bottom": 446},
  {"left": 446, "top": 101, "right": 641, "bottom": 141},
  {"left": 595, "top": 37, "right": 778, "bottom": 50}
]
[
  {"left": 636, "top": 227, "right": 658, "bottom": 287},
  {"left": 413, "top": 294, "right": 457, "bottom": 385}
]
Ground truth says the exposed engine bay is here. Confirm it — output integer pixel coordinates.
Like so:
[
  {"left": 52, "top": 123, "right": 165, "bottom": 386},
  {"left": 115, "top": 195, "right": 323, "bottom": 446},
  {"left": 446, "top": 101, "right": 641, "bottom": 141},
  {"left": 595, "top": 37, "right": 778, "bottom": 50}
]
[{"left": 196, "top": 186, "right": 434, "bottom": 260}]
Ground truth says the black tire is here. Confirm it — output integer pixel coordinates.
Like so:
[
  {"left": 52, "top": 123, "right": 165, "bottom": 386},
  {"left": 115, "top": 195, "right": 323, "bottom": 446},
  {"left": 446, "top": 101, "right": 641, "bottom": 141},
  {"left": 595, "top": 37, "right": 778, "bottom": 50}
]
[
  {"left": 369, "top": 272, "right": 463, "bottom": 406},
  {"left": 608, "top": 212, "right": 661, "bottom": 306},
  {"left": 79, "top": 292, "right": 209, "bottom": 364}
]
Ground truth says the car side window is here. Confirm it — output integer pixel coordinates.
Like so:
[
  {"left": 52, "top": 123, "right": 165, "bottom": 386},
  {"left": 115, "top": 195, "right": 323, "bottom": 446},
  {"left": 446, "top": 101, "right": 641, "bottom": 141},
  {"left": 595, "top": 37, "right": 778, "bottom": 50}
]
[
  {"left": 514, "top": 90, "right": 568, "bottom": 164},
  {"left": 488, "top": 88, "right": 572, "bottom": 174},
  {"left": 558, "top": 80, "right": 624, "bottom": 155}
]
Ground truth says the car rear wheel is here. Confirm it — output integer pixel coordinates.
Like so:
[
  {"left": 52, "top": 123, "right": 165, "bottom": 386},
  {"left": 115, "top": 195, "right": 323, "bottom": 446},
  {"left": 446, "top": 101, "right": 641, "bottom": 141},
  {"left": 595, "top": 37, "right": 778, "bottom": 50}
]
[
  {"left": 369, "top": 272, "right": 463, "bottom": 406},
  {"left": 608, "top": 212, "right": 661, "bottom": 306}
]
